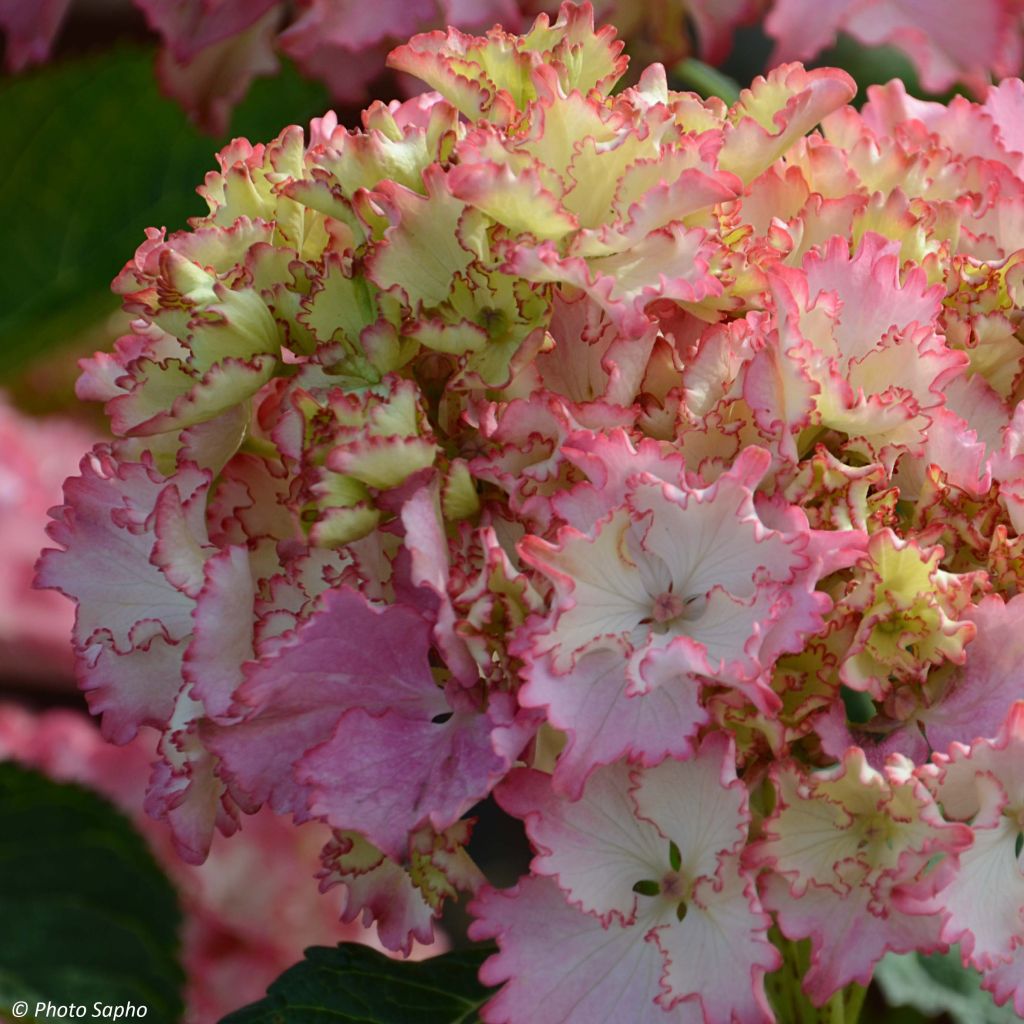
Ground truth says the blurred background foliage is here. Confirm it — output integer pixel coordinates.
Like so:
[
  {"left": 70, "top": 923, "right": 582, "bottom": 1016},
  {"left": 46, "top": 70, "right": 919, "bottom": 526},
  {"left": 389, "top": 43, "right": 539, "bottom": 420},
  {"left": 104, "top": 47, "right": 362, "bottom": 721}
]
[{"left": 0, "top": 48, "right": 329, "bottom": 405}]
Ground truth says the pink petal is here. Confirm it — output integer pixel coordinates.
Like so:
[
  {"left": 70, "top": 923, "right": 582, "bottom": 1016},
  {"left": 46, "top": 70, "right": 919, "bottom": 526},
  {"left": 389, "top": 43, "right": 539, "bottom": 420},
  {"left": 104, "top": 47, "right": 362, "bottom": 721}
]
[
  {"left": 0, "top": 0, "right": 71, "bottom": 71},
  {"left": 135, "top": 0, "right": 280, "bottom": 64},
  {"left": 652, "top": 854, "right": 778, "bottom": 1021},
  {"left": 204, "top": 587, "right": 438, "bottom": 817},
  {"left": 299, "top": 702, "right": 510, "bottom": 860},
  {"left": 761, "top": 869, "right": 948, "bottom": 1004},
  {"left": 183, "top": 545, "right": 256, "bottom": 722},
  {"left": 497, "top": 764, "right": 669, "bottom": 924},
  {"left": 469, "top": 878, "right": 691, "bottom": 1024},
  {"left": 919, "top": 595, "right": 1024, "bottom": 751},
  {"left": 154, "top": 5, "right": 282, "bottom": 136},
  {"left": 519, "top": 647, "right": 706, "bottom": 798},
  {"left": 766, "top": 0, "right": 1019, "bottom": 95},
  {"left": 0, "top": 396, "right": 95, "bottom": 684}
]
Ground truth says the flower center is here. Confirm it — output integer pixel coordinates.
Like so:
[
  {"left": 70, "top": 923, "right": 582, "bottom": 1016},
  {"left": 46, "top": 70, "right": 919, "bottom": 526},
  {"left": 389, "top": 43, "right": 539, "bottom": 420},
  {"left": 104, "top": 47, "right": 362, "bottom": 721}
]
[
  {"left": 660, "top": 870, "right": 689, "bottom": 901},
  {"left": 651, "top": 590, "right": 686, "bottom": 623},
  {"left": 642, "top": 589, "right": 707, "bottom": 635},
  {"left": 631, "top": 842, "right": 690, "bottom": 920},
  {"left": 856, "top": 811, "right": 895, "bottom": 852}
]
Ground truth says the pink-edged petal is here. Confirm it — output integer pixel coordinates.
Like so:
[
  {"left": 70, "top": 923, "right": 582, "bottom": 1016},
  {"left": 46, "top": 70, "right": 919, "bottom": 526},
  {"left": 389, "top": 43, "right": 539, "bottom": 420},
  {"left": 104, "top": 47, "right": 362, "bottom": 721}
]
[
  {"left": 203, "top": 587, "right": 438, "bottom": 816},
  {"left": 761, "top": 867, "right": 948, "bottom": 1005},
  {"left": 146, "top": 690, "right": 242, "bottom": 864},
  {"left": 802, "top": 233, "right": 944, "bottom": 360},
  {"left": 979, "top": 943, "right": 1024, "bottom": 1017},
  {"left": 627, "top": 455, "right": 808, "bottom": 603},
  {"left": 76, "top": 631, "right": 187, "bottom": 744},
  {"left": 652, "top": 853, "right": 778, "bottom": 1022},
  {"left": 919, "top": 594, "right": 1024, "bottom": 750},
  {"left": 364, "top": 165, "right": 475, "bottom": 309},
  {"left": 497, "top": 764, "right": 667, "bottom": 924},
  {"left": 750, "top": 749, "right": 970, "bottom": 894},
  {"left": 519, "top": 508, "right": 657, "bottom": 670},
  {"left": 931, "top": 704, "right": 1024, "bottom": 968},
  {"left": 510, "top": 224, "right": 722, "bottom": 338},
  {"left": 318, "top": 829, "right": 438, "bottom": 956},
  {"left": 490, "top": 734, "right": 773, "bottom": 1022},
  {"left": 632, "top": 732, "right": 749, "bottom": 880},
  {"left": 448, "top": 160, "right": 579, "bottom": 241},
  {"left": 468, "top": 877, "right": 692, "bottom": 1024},
  {"left": 37, "top": 451, "right": 209, "bottom": 652},
  {"left": 720, "top": 64, "right": 856, "bottom": 183},
  {"left": 519, "top": 647, "right": 706, "bottom": 798},
  {"left": 519, "top": 445, "right": 821, "bottom": 722},
  {"left": 298, "top": 703, "right": 509, "bottom": 860},
  {"left": 940, "top": 798, "right": 1024, "bottom": 969},
  {"left": 183, "top": 545, "right": 255, "bottom": 721},
  {"left": 532, "top": 297, "right": 658, "bottom": 408}
]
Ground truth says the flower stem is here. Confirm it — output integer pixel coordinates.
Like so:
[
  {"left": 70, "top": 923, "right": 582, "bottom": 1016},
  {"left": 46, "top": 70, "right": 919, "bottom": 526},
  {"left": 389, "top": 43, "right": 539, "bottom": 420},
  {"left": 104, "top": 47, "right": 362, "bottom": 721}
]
[
  {"left": 670, "top": 58, "right": 741, "bottom": 105},
  {"left": 767, "top": 930, "right": 867, "bottom": 1024}
]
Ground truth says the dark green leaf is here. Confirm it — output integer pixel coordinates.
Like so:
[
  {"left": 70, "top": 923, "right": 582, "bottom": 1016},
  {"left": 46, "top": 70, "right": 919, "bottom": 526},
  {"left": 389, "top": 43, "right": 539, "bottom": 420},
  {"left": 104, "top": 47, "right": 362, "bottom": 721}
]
[
  {"left": 840, "top": 685, "right": 876, "bottom": 724},
  {"left": 0, "top": 48, "right": 329, "bottom": 375},
  {"left": 0, "top": 762, "right": 184, "bottom": 1024},
  {"left": 220, "top": 943, "right": 495, "bottom": 1024},
  {"left": 875, "top": 948, "right": 1021, "bottom": 1023}
]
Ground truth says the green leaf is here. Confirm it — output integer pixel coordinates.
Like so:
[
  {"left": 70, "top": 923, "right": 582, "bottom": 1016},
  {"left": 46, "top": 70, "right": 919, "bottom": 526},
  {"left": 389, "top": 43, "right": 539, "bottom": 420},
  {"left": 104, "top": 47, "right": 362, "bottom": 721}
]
[
  {"left": 0, "top": 762, "right": 184, "bottom": 1024},
  {"left": 875, "top": 948, "right": 1021, "bottom": 1023},
  {"left": 0, "top": 47, "right": 329, "bottom": 376},
  {"left": 840, "top": 685, "right": 876, "bottom": 724},
  {"left": 220, "top": 943, "right": 495, "bottom": 1024}
]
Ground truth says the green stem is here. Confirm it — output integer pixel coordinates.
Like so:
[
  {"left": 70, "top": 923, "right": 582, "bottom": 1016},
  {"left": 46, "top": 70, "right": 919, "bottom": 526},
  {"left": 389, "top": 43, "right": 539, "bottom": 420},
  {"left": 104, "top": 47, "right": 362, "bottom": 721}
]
[
  {"left": 766, "top": 931, "right": 867, "bottom": 1024},
  {"left": 823, "top": 980, "right": 867, "bottom": 1024},
  {"left": 670, "top": 58, "right": 741, "bottom": 105},
  {"left": 844, "top": 983, "right": 868, "bottom": 1024},
  {"left": 827, "top": 990, "right": 845, "bottom": 1024}
]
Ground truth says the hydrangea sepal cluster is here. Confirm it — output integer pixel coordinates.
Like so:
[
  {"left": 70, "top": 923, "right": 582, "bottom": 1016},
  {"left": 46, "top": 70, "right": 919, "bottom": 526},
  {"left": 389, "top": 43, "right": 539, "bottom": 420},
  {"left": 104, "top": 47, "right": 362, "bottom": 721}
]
[{"left": 38, "top": 3, "right": 1024, "bottom": 1019}]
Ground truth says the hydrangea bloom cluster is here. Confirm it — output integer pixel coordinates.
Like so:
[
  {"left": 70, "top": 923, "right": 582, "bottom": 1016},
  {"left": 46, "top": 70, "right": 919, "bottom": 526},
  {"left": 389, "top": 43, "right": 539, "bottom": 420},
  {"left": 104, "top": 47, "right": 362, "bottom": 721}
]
[{"left": 38, "top": 3, "right": 1024, "bottom": 1017}]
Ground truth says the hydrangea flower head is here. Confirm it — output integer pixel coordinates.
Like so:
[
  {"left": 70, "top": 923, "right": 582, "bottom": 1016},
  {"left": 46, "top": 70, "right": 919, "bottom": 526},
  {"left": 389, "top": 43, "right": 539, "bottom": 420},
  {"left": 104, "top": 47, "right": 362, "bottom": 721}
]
[{"left": 35, "top": 2, "right": 1024, "bottom": 1018}]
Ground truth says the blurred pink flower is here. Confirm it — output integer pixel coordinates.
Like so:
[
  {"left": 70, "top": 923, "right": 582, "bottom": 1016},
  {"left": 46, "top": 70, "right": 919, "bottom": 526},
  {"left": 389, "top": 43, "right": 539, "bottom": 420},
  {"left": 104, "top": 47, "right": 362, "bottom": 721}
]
[
  {"left": 0, "top": 0, "right": 71, "bottom": 71},
  {"left": 0, "top": 0, "right": 759, "bottom": 132},
  {"left": 0, "top": 394, "right": 95, "bottom": 685},
  {"left": 765, "top": 0, "right": 1022, "bottom": 95}
]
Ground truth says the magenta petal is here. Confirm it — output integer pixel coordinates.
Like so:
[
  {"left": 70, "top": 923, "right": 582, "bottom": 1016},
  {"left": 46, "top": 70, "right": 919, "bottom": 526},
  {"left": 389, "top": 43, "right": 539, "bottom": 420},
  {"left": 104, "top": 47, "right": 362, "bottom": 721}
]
[
  {"left": 204, "top": 587, "right": 438, "bottom": 816},
  {"left": 300, "top": 706, "right": 507, "bottom": 860}
]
